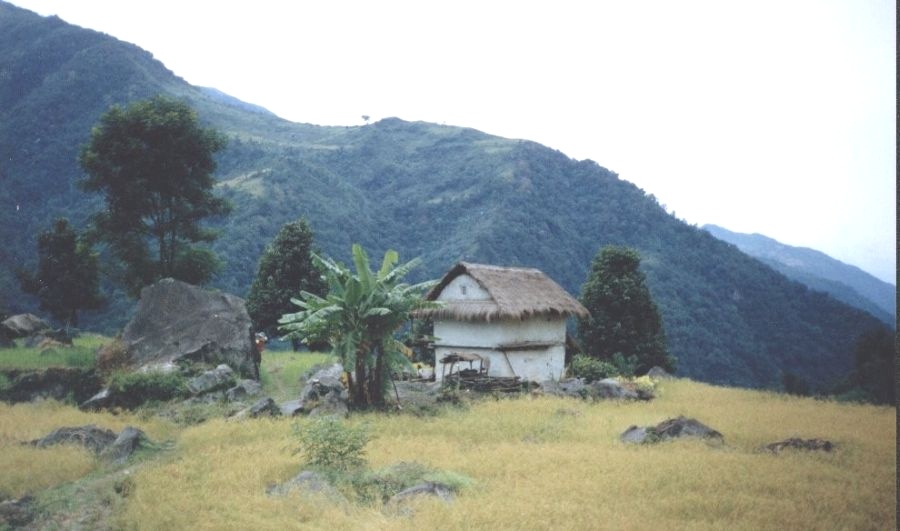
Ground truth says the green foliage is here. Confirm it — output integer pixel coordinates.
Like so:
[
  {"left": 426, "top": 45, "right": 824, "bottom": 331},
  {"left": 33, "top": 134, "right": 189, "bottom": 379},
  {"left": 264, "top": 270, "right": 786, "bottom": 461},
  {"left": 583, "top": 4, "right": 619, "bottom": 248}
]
[
  {"left": 570, "top": 354, "right": 618, "bottom": 382},
  {"left": 839, "top": 327, "right": 896, "bottom": 405},
  {"left": 246, "top": 218, "right": 326, "bottom": 342},
  {"left": 78, "top": 95, "right": 230, "bottom": 297},
  {"left": 577, "top": 246, "right": 675, "bottom": 375},
  {"left": 293, "top": 417, "right": 369, "bottom": 473},
  {"left": 17, "top": 218, "right": 103, "bottom": 327},
  {"left": 107, "top": 370, "right": 188, "bottom": 409},
  {"left": 279, "top": 244, "right": 438, "bottom": 407}
]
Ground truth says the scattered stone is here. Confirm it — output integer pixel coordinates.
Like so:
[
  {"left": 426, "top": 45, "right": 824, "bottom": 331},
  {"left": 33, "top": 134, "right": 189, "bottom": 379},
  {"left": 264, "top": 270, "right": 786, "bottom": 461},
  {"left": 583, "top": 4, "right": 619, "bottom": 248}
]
[
  {"left": 621, "top": 416, "right": 724, "bottom": 445},
  {"left": 539, "top": 378, "right": 589, "bottom": 398},
  {"left": 308, "top": 394, "right": 349, "bottom": 418},
  {"left": 620, "top": 426, "right": 649, "bottom": 444},
  {"left": 763, "top": 438, "right": 835, "bottom": 454},
  {"left": 187, "top": 364, "right": 236, "bottom": 395},
  {"left": 267, "top": 470, "right": 347, "bottom": 503},
  {"left": 0, "top": 495, "right": 35, "bottom": 528},
  {"left": 387, "top": 482, "right": 454, "bottom": 510},
  {"left": 226, "top": 379, "right": 262, "bottom": 402},
  {"left": 279, "top": 399, "right": 305, "bottom": 417},
  {"left": 296, "top": 363, "right": 349, "bottom": 417},
  {"left": 540, "top": 377, "right": 650, "bottom": 401},
  {"left": 248, "top": 397, "right": 281, "bottom": 418},
  {"left": 80, "top": 388, "right": 114, "bottom": 411},
  {"left": 393, "top": 380, "right": 443, "bottom": 412},
  {"left": 119, "top": 278, "right": 258, "bottom": 378},
  {"left": 100, "top": 427, "right": 149, "bottom": 463},
  {"left": 183, "top": 390, "right": 227, "bottom": 405},
  {"left": 29, "top": 425, "right": 118, "bottom": 454},
  {"left": 646, "top": 366, "right": 674, "bottom": 380},
  {"left": 23, "top": 328, "right": 76, "bottom": 348},
  {"left": 1, "top": 313, "right": 51, "bottom": 338},
  {"left": 589, "top": 378, "right": 640, "bottom": 400}
]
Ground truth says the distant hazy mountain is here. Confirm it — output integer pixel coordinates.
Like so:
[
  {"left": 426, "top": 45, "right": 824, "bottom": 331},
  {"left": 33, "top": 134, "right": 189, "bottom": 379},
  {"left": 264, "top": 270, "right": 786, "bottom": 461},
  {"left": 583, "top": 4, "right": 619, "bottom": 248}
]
[
  {"left": 0, "top": 1, "right": 890, "bottom": 390},
  {"left": 704, "top": 225, "right": 895, "bottom": 324}
]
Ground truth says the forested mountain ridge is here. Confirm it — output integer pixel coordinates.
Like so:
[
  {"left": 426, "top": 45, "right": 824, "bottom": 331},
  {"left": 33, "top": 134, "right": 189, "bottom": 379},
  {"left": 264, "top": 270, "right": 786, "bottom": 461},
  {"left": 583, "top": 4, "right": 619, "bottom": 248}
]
[
  {"left": 0, "top": 2, "right": 888, "bottom": 390},
  {"left": 703, "top": 225, "right": 895, "bottom": 324}
]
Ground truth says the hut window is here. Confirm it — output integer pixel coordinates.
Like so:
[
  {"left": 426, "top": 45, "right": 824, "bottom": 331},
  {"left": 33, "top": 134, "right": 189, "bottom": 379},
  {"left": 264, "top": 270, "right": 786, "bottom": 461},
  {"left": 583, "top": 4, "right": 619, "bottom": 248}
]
[{"left": 460, "top": 285, "right": 468, "bottom": 295}]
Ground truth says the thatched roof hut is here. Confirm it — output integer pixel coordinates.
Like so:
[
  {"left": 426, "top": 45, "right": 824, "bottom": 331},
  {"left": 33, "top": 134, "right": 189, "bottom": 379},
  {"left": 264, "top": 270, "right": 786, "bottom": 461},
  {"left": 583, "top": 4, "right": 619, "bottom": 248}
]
[{"left": 421, "top": 262, "right": 589, "bottom": 322}]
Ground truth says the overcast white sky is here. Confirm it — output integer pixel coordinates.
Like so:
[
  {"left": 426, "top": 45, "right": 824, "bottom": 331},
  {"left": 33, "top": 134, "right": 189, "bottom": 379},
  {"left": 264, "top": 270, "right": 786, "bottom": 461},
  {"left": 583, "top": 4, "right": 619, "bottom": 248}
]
[{"left": 9, "top": 0, "right": 897, "bottom": 283}]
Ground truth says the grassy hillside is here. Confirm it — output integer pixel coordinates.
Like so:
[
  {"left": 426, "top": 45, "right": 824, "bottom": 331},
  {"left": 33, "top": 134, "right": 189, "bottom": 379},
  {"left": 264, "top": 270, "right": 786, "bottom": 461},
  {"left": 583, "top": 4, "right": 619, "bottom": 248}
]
[
  {"left": 0, "top": 2, "right": 890, "bottom": 391},
  {"left": 1, "top": 363, "right": 894, "bottom": 529}
]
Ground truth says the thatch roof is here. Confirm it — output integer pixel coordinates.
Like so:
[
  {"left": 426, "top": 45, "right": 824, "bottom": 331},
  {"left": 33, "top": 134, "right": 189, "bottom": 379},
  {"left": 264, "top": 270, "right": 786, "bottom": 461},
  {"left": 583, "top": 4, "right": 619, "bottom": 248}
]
[{"left": 420, "top": 262, "right": 589, "bottom": 322}]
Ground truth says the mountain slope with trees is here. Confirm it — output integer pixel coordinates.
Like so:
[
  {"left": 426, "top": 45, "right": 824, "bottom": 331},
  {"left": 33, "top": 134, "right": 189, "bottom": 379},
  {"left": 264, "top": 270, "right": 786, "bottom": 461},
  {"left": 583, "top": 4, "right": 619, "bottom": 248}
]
[{"left": 0, "top": 2, "right": 889, "bottom": 390}]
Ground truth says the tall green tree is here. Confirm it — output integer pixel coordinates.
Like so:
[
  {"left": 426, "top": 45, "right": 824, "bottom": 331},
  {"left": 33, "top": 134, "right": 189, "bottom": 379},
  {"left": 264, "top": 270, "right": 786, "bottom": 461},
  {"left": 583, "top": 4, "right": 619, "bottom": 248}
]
[
  {"left": 577, "top": 245, "right": 675, "bottom": 374},
  {"left": 78, "top": 95, "right": 231, "bottom": 296},
  {"left": 18, "top": 218, "right": 103, "bottom": 328},
  {"left": 279, "top": 244, "right": 437, "bottom": 408},
  {"left": 246, "top": 218, "right": 326, "bottom": 347}
]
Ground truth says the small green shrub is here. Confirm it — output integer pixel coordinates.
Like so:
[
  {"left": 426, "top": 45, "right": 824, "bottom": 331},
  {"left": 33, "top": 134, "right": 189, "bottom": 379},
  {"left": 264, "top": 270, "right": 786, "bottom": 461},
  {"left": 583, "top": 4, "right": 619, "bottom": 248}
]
[
  {"left": 570, "top": 354, "right": 618, "bottom": 382},
  {"left": 610, "top": 353, "right": 639, "bottom": 377},
  {"left": 293, "top": 417, "right": 369, "bottom": 473},
  {"left": 108, "top": 370, "right": 188, "bottom": 409}
]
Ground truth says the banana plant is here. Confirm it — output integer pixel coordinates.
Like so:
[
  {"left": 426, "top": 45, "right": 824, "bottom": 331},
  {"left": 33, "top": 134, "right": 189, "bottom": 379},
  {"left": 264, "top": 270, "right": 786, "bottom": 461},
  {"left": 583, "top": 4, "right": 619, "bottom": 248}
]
[{"left": 279, "top": 244, "right": 439, "bottom": 407}]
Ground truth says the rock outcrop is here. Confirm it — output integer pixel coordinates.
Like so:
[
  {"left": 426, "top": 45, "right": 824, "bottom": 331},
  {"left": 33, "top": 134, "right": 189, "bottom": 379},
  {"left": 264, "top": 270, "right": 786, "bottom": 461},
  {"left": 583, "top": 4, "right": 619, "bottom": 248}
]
[
  {"left": 763, "top": 437, "right": 835, "bottom": 454},
  {"left": 27, "top": 424, "right": 151, "bottom": 462},
  {"left": 120, "top": 279, "right": 258, "bottom": 378},
  {"left": 0, "top": 368, "right": 102, "bottom": 404},
  {"left": 540, "top": 377, "right": 652, "bottom": 401},
  {"left": 621, "top": 416, "right": 724, "bottom": 444},
  {"left": 1, "top": 313, "right": 51, "bottom": 338}
]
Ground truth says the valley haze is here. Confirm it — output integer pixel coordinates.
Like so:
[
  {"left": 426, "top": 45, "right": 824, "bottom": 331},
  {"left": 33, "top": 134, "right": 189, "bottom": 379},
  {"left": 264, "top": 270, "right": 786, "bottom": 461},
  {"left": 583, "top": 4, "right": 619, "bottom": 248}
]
[{"left": 6, "top": 0, "right": 896, "bottom": 284}]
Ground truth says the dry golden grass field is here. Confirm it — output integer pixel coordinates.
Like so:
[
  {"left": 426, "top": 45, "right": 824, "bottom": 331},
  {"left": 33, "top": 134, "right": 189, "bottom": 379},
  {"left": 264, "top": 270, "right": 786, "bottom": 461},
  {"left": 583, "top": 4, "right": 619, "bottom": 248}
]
[{"left": 0, "top": 356, "right": 894, "bottom": 530}]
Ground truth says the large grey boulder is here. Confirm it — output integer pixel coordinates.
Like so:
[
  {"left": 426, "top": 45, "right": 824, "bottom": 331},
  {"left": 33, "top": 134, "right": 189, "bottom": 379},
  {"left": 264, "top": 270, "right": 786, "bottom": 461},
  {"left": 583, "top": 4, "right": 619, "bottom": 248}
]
[
  {"left": 120, "top": 279, "right": 258, "bottom": 378},
  {"left": 1, "top": 313, "right": 51, "bottom": 339}
]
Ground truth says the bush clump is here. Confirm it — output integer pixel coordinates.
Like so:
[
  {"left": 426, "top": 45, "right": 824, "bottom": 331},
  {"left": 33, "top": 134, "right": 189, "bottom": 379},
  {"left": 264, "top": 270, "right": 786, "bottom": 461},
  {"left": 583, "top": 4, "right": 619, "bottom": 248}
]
[
  {"left": 570, "top": 354, "right": 618, "bottom": 382},
  {"left": 293, "top": 417, "right": 369, "bottom": 473}
]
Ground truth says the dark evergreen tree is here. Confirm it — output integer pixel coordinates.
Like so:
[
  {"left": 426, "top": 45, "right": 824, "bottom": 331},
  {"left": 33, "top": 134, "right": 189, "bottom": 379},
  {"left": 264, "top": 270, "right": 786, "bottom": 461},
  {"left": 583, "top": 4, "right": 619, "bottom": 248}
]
[
  {"left": 78, "top": 95, "right": 230, "bottom": 296},
  {"left": 246, "top": 218, "right": 326, "bottom": 348},
  {"left": 577, "top": 245, "right": 675, "bottom": 374},
  {"left": 851, "top": 327, "right": 895, "bottom": 404},
  {"left": 18, "top": 218, "right": 103, "bottom": 327}
]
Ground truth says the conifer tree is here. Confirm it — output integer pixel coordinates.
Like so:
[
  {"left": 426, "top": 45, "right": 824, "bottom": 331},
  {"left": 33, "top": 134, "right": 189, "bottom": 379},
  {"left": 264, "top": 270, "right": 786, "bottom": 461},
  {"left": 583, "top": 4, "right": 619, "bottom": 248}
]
[
  {"left": 577, "top": 245, "right": 675, "bottom": 374},
  {"left": 246, "top": 218, "right": 326, "bottom": 348}
]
